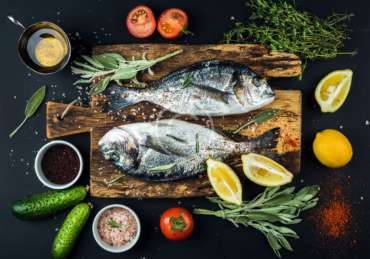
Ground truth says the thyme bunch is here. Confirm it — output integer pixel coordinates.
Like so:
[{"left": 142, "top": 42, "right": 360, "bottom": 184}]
[
  {"left": 194, "top": 185, "right": 320, "bottom": 257},
  {"left": 223, "top": 0, "right": 356, "bottom": 61}
]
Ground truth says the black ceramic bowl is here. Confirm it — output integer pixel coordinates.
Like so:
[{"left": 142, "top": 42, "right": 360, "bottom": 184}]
[{"left": 17, "top": 21, "right": 71, "bottom": 75}]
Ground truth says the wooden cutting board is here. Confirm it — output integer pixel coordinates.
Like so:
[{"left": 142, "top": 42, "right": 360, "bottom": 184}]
[{"left": 46, "top": 44, "right": 302, "bottom": 198}]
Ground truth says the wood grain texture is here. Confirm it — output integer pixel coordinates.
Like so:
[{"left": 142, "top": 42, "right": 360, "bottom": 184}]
[
  {"left": 46, "top": 44, "right": 302, "bottom": 198},
  {"left": 93, "top": 44, "right": 302, "bottom": 78}
]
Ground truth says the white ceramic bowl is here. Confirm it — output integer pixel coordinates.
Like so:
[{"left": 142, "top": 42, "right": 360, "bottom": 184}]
[
  {"left": 92, "top": 204, "right": 141, "bottom": 253},
  {"left": 34, "top": 140, "right": 83, "bottom": 189}
]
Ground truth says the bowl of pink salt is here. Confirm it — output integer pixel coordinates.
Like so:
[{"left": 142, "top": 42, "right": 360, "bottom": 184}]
[{"left": 92, "top": 204, "right": 141, "bottom": 253}]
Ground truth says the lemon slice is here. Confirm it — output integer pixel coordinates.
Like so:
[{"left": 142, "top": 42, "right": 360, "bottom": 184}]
[
  {"left": 207, "top": 159, "right": 242, "bottom": 205},
  {"left": 241, "top": 153, "right": 293, "bottom": 187},
  {"left": 315, "top": 69, "right": 353, "bottom": 113}
]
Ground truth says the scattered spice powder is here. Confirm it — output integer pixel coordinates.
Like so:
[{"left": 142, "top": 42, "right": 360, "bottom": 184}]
[
  {"left": 41, "top": 144, "right": 80, "bottom": 184},
  {"left": 317, "top": 186, "right": 351, "bottom": 238}
]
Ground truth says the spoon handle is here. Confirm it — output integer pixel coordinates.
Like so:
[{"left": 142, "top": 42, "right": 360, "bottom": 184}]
[{"left": 7, "top": 15, "right": 25, "bottom": 29}]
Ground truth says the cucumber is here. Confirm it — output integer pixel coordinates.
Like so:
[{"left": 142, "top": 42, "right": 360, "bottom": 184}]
[
  {"left": 52, "top": 203, "right": 92, "bottom": 259},
  {"left": 12, "top": 186, "right": 88, "bottom": 220}
]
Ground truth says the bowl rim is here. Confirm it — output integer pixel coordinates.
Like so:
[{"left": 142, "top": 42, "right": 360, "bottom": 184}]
[
  {"left": 17, "top": 21, "right": 71, "bottom": 75},
  {"left": 34, "top": 140, "right": 83, "bottom": 189},
  {"left": 92, "top": 204, "right": 141, "bottom": 253}
]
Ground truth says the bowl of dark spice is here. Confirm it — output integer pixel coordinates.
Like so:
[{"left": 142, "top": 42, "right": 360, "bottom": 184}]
[{"left": 34, "top": 140, "right": 83, "bottom": 189}]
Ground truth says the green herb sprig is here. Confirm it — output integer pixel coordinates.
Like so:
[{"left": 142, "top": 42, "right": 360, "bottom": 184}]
[
  {"left": 72, "top": 49, "right": 183, "bottom": 96},
  {"left": 223, "top": 0, "right": 356, "bottom": 62},
  {"left": 233, "top": 109, "right": 280, "bottom": 134},
  {"left": 194, "top": 185, "right": 320, "bottom": 257},
  {"left": 9, "top": 86, "right": 46, "bottom": 138},
  {"left": 107, "top": 219, "right": 122, "bottom": 228}
]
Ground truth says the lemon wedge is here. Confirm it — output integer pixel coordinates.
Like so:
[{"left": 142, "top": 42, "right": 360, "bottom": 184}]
[
  {"left": 241, "top": 153, "right": 293, "bottom": 187},
  {"left": 207, "top": 159, "right": 242, "bottom": 205},
  {"left": 315, "top": 69, "right": 353, "bottom": 113}
]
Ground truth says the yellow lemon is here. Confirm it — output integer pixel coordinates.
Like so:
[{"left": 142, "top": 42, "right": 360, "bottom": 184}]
[
  {"left": 241, "top": 153, "right": 293, "bottom": 187},
  {"left": 207, "top": 159, "right": 242, "bottom": 205},
  {"left": 315, "top": 69, "right": 353, "bottom": 113},
  {"left": 313, "top": 129, "right": 353, "bottom": 168}
]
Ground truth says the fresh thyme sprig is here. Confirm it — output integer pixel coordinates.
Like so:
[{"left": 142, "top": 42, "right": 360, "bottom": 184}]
[
  {"left": 194, "top": 185, "right": 320, "bottom": 257},
  {"left": 71, "top": 49, "right": 183, "bottom": 96},
  {"left": 223, "top": 0, "right": 356, "bottom": 62}
]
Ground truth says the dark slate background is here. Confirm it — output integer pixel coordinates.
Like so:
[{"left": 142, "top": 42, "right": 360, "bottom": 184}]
[{"left": 0, "top": 0, "right": 369, "bottom": 258}]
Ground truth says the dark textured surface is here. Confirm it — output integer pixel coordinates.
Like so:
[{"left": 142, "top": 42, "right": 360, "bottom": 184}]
[{"left": 0, "top": 0, "right": 369, "bottom": 258}]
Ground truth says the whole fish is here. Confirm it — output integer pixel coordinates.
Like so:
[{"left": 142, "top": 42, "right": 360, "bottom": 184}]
[
  {"left": 99, "top": 119, "right": 278, "bottom": 181},
  {"left": 104, "top": 60, "right": 275, "bottom": 116}
]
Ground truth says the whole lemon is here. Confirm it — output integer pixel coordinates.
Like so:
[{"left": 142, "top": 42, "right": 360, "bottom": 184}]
[{"left": 313, "top": 129, "right": 353, "bottom": 168}]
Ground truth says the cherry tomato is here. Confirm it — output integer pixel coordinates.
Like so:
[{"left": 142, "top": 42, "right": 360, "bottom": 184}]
[
  {"left": 126, "top": 5, "right": 156, "bottom": 38},
  {"left": 160, "top": 207, "right": 194, "bottom": 241},
  {"left": 157, "top": 8, "right": 189, "bottom": 39}
]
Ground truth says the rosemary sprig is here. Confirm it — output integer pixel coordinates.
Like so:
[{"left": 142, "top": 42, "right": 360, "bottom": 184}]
[
  {"left": 107, "top": 218, "right": 122, "bottom": 228},
  {"left": 147, "top": 163, "right": 176, "bottom": 173},
  {"left": 194, "top": 185, "right": 320, "bottom": 257},
  {"left": 72, "top": 49, "right": 183, "bottom": 95},
  {"left": 223, "top": 0, "right": 356, "bottom": 62},
  {"left": 233, "top": 109, "right": 280, "bottom": 134}
]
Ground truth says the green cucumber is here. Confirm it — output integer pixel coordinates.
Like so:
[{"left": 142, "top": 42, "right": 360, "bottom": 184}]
[
  {"left": 12, "top": 186, "right": 88, "bottom": 219},
  {"left": 52, "top": 203, "right": 92, "bottom": 259}
]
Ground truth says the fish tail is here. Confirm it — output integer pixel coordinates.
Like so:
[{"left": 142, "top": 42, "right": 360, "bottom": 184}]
[
  {"left": 237, "top": 128, "right": 280, "bottom": 152},
  {"left": 103, "top": 84, "right": 143, "bottom": 112}
]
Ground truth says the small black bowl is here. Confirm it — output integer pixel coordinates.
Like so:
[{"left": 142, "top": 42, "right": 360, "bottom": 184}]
[{"left": 18, "top": 21, "right": 71, "bottom": 75}]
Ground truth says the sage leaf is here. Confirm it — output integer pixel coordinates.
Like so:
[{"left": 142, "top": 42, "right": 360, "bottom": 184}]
[
  {"left": 9, "top": 86, "right": 46, "bottom": 138},
  {"left": 71, "top": 49, "right": 182, "bottom": 96},
  {"left": 89, "top": 77, "right": 110, "bottom": 96},
  {"left": 93, "top": 54, "right": 120, "bottom": 69}
]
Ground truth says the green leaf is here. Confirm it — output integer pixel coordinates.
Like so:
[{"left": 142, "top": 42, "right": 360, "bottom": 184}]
[
  {"left": 25, "top": 86, "right": 46, "bottom": 118},
  {"left": 82, "top": 55, "right": 105, "bottom": 69},
  {"left": 107, "top": 219, "right": 122, "bottom": 228},
  {"left": 148, "top": 163, "right": 176, "bottom": 173},
  {"left": 89, "top": 77, "right": 110, "bottom": 96},
  {"left": 110, "top": 67, "right": 137, "bottom": 81},
  {"left": 233, "top": 109, "right": 280, "bottom": 134},
  {"left": 93, "top": 54, "right": 120, "bottom": 69}
]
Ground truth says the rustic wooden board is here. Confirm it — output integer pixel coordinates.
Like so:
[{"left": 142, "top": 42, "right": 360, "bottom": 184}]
[{"left": 46, "top": 44, "right": 302, "bottom": 198}]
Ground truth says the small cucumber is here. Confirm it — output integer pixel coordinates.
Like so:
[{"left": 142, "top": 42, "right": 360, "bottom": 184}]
[
  {"left": 12, "top": 186, "right": 88, "bottom": 220},
  {"left": 52, "top": 203, "right": 92, "bottom": 259}
]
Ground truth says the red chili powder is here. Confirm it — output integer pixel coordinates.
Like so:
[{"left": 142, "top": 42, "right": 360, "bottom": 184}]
[{"left": 316, "top": 186, "right": 351, "bottom": 238}]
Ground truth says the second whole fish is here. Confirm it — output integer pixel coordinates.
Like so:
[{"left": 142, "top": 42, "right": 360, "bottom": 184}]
[
  {"left": 99, "top": 119, "right": 279, "bottom": 181},
  {"left": 104, "top": 60, "right": 275, "bottom": 116}
]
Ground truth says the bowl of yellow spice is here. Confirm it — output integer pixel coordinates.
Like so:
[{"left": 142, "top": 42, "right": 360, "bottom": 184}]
[{"left": 17, "top": 21, "right": 71, "bottom": 74}]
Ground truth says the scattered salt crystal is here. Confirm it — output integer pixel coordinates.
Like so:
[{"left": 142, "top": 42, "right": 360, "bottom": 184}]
[
  {"left": 13, "top": 96, "right": 17, "bottom": 99},
  {"left": 25, "top": 171, "right": 29, "bottom": 175},
  {"left": 20, "top": 158, "right": 24, "bottom": 162},
  {"left": 365, "top": 120, "right": 369, "bottom": 126},
  {"left": 339, "top": 125, "right": 343, "bottom": 129},
  {"left": 300, "top": 179, "right": 304, "bottom": 183},
  {"left": 230, "top": 16, "right": 235, "bottom": 20},
  {"left": 55, "top": 228, "right": 59, "bottom": 232},
  {"left": 360, "top": 196, "right": 364, "bottom": 200},
  {"left": 57, "top": 11, "right": 61, "bottom": 15},
  {"left": 35, "top": 130, "right": 38, "bottom": 135}
]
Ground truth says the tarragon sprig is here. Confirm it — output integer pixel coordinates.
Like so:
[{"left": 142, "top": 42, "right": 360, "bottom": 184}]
[
  {"left": 194, "top": 185, "right": 320, "bottom": 257},
  {"left": 71, "top": 49, "right": 183, "bottom": 96}
]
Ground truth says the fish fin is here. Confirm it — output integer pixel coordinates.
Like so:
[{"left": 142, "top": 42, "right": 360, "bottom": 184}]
[
  {"left": 103, "top": 84, "right": 142, "bottom": 112},
  {"left": 237, "top": 127, "right": 280, "bottom": 152},
  {"left": 251, "top": 127, "right": 280, "bottom": 149}
]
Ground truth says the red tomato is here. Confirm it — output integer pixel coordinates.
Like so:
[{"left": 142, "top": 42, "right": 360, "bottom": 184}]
[
  {"left": 160, "top": 207, "right": 194, "bottom": 241},
  {"left": 126, "top": 5, "right": 156, "bottom": 38},
  {"left": 157, "top": 8, "right": 189, "bottom": 39}
]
